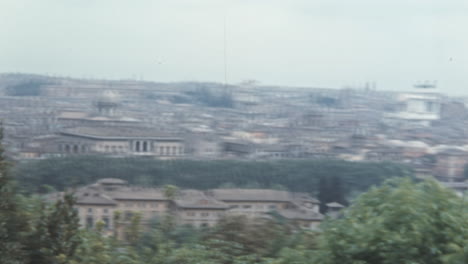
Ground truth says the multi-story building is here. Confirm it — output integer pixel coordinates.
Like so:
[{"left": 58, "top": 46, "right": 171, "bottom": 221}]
[{"left": 47, "top": 178, "right": 324, "bottom": 238}]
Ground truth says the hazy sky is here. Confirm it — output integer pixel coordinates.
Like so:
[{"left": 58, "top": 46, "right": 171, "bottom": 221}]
[{"left": 1, "top": 0, "right": 467, "bottom": 94}]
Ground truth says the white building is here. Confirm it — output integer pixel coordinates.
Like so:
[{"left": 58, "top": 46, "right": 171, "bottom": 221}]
[{"left": 385, "top": 83, "right": 442, "bottom": 126}]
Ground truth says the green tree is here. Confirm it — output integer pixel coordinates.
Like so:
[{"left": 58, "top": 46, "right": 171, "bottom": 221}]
[
  {"left": 13, "top": 156, "right": 411, "bottom": 200},
  {"left": 316, "top": 178, "right": 468, "bottom": 264},
  {"left": 161, "top": 185, "right": 178, "bottom": 233},
  {"left": 270, "top": 246, "right": 316, "bottom": 264},
  {"left": 125, "top": 212, "right": 142, "bottom": 245},
  {"left": 0, "top": 127, "right": 28, "bottom": 264},
  {"left": 163, "top": 184, "right": 178, "bottom": 200},
  {"left": 206, "top": 215, "right": 290, "bottom": 258},
  {"left": 72, "top": 229, "right": 140, "bottom": 264},
  {"left": 318, "top": 176, "right": 347, "bottom": 213},
  {"left": 27, "top": 193, "right": 81, "bottom": 264}
]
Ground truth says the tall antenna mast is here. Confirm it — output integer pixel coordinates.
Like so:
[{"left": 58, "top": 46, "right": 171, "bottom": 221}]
[{"left": 223, "top": 5, "right": 228, "bottom": 88}]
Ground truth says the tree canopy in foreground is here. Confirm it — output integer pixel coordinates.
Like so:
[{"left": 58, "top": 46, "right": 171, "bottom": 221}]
[{"left": 316, "top": 178, "right": 468, "bottom": 264}]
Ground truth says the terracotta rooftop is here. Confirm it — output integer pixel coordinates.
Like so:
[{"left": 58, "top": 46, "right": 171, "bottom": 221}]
[
  {"left": 209, "top": 189, "right": 295, "bottom": 202},
  {"left": 175, "top": 194, "right": 229, "bottom": 209}
]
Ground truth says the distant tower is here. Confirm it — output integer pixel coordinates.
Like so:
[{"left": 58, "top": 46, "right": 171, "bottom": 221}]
[{"left": 95, "top": 90, "right": 120, "bottom": 116}]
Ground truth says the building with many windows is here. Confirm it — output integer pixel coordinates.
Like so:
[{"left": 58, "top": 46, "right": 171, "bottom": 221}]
[{"left": 47, "top": 178, "right": 324, "bottom": 238}]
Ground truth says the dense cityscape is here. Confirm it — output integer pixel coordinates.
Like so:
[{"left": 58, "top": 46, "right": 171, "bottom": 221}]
[
  {"left": 1, "top": 73, "right": 468, "bottom": 186},
  {"left": 1, "top": 72, "right": 467, "bottom": 263},
  {"left": 1, "top": 1, "right": 468, "bottom": 262}
]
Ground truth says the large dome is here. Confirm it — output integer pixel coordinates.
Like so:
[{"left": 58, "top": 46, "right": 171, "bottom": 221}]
[{"left": 99, "top": 90, "right": 121, "bottom": 103}]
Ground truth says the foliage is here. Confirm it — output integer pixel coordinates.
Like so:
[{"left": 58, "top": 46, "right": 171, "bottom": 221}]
[
  {"left": 205, "top": 215, "right": 293, "bottom": 258},
  {"left": 0, "top": 128, "right": 29, "bottom": 264},
  {"left": 5, "top": 80, "right": 47, "bottom": 96},
  {"left": 318, "top": 176, "right": 347, "bottom": 213},
  {"left": 125, "top": 212, "right": 142, "bottom": 245},
  {"left": 26, "top": 193, "right": 81, "bottom": 264},
  {"left": 163, "top": 184, "right": 178, "bottom": 200},
  {"left": 71, "top": 229, "right": 139, "bottom": 264},
  {"left": 315, "top": 178, "right": 468, "bottom": 264},
  {"left": 269, "top": 246, "right": 316, "bottom": 264},
  {"left": 13, "top": 156, "right": 412, "bottom": 200},
  {"left": 185, "top": 86, "right": 234, "bottom": 108}
]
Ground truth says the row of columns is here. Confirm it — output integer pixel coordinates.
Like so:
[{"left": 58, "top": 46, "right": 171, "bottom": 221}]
[
  {"left": 133, "top": 140, "right": 151, "bottom": 152},
  {"left": 62, "top": 144, "right": 88, "bottom": 154}
]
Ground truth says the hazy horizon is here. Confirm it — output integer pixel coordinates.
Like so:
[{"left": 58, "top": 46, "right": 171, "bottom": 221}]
[{"left": 1, "top": 0, "right": 467, "bottom": 95}]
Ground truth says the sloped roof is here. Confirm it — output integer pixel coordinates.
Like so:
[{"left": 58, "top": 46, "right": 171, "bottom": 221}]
[
  {"left": 45, "top": 191, "right": 117, "bottom": 206},
  {"left": 209, "top": 189, "right": 293, "bottom": 202},
  {"left": 108, "top": 187, "right": 167, "bottom": 201},
  {"left": 175, "top": 196, "right": 229, "bottom": 209},
  {"left": 60, "top": 126, "right": 183, "bottom": 140},
  {"left": 96, "top": 178, "right": 128, "bottom": 185},
  {"left": 75, "top": 190, "right": 117, "bottom": 205},
  {"left": 326, "top": 202, "right": 345, "bottom": 208}
]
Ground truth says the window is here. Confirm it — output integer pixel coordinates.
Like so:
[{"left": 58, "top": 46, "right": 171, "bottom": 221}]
[
  {"left": 102, "top": 216, "right": 110, "bottom": 229},
  {"left": 187, "top": 212, "right": 196, "bottom": 217},
  {"left": 172, "top": 146, "right": 177, "bottom": 155},
  {"left": 135, "top": 141, "right": 140, "bottom": 152},
  {"left": 151, "top": 203, "right": 158, "bottom": 208},
  {"left": 103, "top": 208, "right": 109, "bottom": 214},
  {"left": 201, "top": 212, "right": 209, "bottom": 217},
  {"left": 160, "top": 146, "right": 164, "bottom": 155},
  {"left": 88, "top": 208, "right": 93, "bottom": 213},
  {"left": 426, "top": 102, "right": 434, "bottom": 112},
  {"left": 86, "top": 216, "right": 94, "bottom": 228},
  {"left": 166, "top": 146, "right": 170, "bottom": 155},
  {"left": 242, "top": 205, "right": 252, "bottom": 209},
  {"left": 269, "top": 205, "right": 277, "bottom": 210},
  {"left": 231, "top": 205, "right": 239, "bottom": 208},
  {"left": 125, "top": 211, "right": 133, "bottom": 220}
]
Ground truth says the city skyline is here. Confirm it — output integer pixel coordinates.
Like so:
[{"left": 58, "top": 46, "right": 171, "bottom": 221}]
[{"left": 1, "top": 0, "right": 467, "bottom": 94}]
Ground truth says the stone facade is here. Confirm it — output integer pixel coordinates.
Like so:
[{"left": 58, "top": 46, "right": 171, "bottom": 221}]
[{"left": 46, "top": 178, "right": 324, "bottom": 237}]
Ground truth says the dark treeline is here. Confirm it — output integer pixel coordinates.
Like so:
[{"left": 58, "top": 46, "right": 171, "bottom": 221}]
[
  {"left": 13, "top": 156, "right": 411, "bottom": 197},
  {"left": 184, "top": 87, "right": 234, "bottom": 108},
  {"left": 5, "top": 79, "right": 53, "bottom": 96}
]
